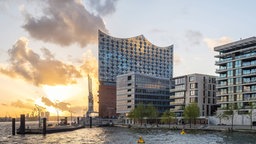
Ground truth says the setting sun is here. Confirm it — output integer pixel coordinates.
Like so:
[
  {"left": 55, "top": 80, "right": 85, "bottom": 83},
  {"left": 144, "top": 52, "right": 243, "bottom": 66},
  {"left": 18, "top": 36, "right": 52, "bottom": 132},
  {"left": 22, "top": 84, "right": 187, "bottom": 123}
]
[{"left": 42, "top": 85, "right": 81, "bottom": 102}]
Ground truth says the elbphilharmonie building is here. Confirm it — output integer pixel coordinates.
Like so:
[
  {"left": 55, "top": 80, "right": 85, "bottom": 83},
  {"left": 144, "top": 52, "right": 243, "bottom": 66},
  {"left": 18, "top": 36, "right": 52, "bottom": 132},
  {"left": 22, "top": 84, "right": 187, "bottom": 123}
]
[{"left": 98, "top": 30, "right": 173, "bottom": 117}]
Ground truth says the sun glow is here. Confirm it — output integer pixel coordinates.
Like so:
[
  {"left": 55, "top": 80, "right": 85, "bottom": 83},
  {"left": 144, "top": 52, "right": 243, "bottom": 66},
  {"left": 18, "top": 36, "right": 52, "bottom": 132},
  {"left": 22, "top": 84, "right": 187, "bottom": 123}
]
[{"left": 42, "top": 85, "right": 81, "bottom": 102}]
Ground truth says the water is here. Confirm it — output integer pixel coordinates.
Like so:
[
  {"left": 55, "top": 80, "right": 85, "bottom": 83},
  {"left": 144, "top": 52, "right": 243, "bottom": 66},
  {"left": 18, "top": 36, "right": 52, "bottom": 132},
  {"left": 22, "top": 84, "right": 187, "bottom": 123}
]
[{"left": 1, "top": 122, "right": 256, "bottom": 144}]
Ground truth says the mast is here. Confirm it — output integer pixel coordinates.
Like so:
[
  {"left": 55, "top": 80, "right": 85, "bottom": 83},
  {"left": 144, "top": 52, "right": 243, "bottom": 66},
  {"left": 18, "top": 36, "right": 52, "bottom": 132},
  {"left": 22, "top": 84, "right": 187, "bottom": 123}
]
[{"left": 86, "top": 74, "right": 94, "bottom": 117}]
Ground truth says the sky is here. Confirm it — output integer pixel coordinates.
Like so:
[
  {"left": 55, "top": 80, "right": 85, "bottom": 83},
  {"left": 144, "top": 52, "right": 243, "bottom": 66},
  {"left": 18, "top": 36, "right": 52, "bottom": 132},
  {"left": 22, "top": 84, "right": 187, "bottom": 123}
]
[{"left": 0, "top": 0, "right": 255, "bottom": 117}]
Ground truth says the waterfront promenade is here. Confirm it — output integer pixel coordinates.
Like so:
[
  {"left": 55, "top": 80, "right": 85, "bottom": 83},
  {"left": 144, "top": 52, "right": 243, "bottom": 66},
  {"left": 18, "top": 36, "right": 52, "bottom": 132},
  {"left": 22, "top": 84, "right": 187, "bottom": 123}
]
[{"left": 124, "top": 123, "right": 256, "bottom": 133}]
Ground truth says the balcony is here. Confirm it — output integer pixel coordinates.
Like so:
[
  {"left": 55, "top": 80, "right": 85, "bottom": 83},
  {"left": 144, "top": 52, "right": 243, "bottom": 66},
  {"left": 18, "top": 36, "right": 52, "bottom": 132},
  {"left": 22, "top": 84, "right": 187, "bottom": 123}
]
[
  {"left": 216, "top": 68, "right": 228, "bottom": 73},
  {"left": 236, "top": 52, "right": 256, "bottom": 61},
  {"left": 170, "top": 89, "right": 186, "bottom": 92},
  {"left": 170, "top": 102, "right": 185, "bottom": 106},
  {"left": 170, "top": 96, "right": 185, "bottom": 100},
  {"left": 216, "top": 84, "right": 228, "bottom": 89}
]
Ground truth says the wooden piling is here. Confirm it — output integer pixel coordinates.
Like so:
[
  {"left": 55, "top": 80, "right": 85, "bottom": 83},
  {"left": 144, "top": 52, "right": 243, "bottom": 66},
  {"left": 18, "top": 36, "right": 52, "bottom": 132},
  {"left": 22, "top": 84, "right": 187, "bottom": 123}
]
[
  {"left": 89, "top": 117, "right": 92, "bottom": 128},
  {"left": 43, "top": 118, "right": 46, "bottom": 135},
  {"left": 20, "top": 114, "right": 25, "bottom": 134},
  {"left": 77, "top": 117, "right": 80, "bottom": 125},
  {"left": 12, "top": 118, "right": 15, "bottom": 135}
]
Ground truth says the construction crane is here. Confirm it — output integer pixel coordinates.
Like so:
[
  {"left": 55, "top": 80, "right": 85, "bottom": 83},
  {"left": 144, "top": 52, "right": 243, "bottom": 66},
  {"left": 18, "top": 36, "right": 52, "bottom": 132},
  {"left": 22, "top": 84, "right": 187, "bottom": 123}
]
[
  {"left": 35, "top": 104, "right": 46, "bottom": 128},
  {"left": 86, "top": 74, "right": 94, "bottom": 117}
]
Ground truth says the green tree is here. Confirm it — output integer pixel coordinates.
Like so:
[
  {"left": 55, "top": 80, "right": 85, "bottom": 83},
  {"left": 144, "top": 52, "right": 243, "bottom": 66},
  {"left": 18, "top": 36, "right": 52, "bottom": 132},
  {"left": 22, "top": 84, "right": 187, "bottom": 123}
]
[
  {"left": 183, "top": 103, "right": 200, "bottom": 128},
  {"left": 127, "top": 108, "right": 135, "bottom": 124},
  {"left": 161, "top": 110, "right": 176, "bottom": 128},
  {"left": 134, "top": 103, "right": 146, "bottom": 125},
  {"left": 127, "top": 103, "right": 146, "bottom": 125},
  {"left": 127, "top": 103, "right": 159, "bottom": 126},
  {"left": 145, "top": 103, "right": 158, "bottom": 124}
]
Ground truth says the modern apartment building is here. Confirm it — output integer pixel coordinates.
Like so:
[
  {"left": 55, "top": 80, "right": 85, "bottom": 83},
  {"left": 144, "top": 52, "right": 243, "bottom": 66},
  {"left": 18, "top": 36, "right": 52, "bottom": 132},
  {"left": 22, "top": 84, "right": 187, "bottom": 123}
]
[
  {"left": 98, "top": 30, "right": 173, "bottom": 117},
  {"left": 116, "top": 72, "right": 170, "bottom": 115},
  {"left": 170, "top": 74, "right": 217, "bottom": 117},
  {"left": 215, "top": 37, "right": 256, "bottom": 111}
]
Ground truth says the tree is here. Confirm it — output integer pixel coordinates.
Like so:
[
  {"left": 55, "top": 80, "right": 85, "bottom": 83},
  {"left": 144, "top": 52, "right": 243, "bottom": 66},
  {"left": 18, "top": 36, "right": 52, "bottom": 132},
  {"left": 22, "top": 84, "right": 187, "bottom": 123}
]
[
  {"left": 216, "top": 112, "right": 229, "bottom": 125},
  {"left": 161, "top": 110, "right": 176, "bottom": 128},
  {"left": 248, "top": 102, "right": 256, "bottom": 129},
  {"left": 133, "top": 103, "right": 146, "bottom": 125},
  {"left": 127, "top": 108, "right": 135, "bottom": 124},
  {"left": 222, "top": 103, "right": 237, "bottom": 130},
  {"left": 145, "top": 103, "right": 158, "bottom": 124},
  {"left": 183, "top": 103, "right": 200, "bottom": 128},
  {"left": 127, "top": 103, "right": 159, "bottom": 126}
]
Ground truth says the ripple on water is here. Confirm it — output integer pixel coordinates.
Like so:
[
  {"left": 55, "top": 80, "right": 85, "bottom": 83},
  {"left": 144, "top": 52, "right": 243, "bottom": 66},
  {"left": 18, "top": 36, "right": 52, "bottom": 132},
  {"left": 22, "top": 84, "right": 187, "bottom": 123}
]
[{"left": 1, "top": 122, "right": 256, "bottom": 144}]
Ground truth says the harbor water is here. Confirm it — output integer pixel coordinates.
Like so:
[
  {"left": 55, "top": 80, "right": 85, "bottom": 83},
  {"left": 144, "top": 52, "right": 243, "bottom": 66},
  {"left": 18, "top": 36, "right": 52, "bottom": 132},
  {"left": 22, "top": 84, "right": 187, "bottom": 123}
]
[{"left": 1, "top": 122, "right": 256, "bottom": 144}]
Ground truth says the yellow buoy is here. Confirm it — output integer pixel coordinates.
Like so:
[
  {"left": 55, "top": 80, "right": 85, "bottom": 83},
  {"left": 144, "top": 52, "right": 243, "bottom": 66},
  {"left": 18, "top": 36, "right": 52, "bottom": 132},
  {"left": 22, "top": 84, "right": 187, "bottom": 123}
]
[
  {"left": 137, "top": 136, "right": 145, "bottom": 143},
  {"left": 180, "top": 129, "right": 186, "bottom": 135}
]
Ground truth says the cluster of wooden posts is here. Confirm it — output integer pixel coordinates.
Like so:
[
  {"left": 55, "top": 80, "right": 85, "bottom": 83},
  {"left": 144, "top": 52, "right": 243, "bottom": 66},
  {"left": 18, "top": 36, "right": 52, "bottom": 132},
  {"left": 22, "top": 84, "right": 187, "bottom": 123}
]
[{"left": 12, "top": 114, "right": 93, "bottom": 135}]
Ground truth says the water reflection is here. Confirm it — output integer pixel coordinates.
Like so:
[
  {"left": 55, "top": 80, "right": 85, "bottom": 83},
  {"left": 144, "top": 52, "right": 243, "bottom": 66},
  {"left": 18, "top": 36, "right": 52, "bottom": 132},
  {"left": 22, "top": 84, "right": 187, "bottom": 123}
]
[{"left": 1, "top": 122, "right": 256, "bottom": 144}]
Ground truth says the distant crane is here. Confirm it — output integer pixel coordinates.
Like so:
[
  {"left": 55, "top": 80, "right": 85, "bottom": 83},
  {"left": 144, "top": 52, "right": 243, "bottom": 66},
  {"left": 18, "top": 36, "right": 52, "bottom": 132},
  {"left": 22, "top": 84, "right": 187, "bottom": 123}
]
[
  {"left": 86, "top": 74, "right": 94, "bottom": 117},
  {"left": 35, "top": 104, "right": 46, "bottom": 128}
]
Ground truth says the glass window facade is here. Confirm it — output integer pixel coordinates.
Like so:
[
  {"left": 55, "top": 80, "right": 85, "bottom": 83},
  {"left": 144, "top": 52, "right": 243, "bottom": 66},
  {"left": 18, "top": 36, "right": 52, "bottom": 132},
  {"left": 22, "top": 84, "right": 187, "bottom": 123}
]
[
  {"left": 116, "top": 72, "right": 170, "bottom": 114},
  {"left": 98, "top": 30, "right": 173, "bottom": 82},
  {"left": 215, "top": 37, "right": 256, "bottom": 110}
]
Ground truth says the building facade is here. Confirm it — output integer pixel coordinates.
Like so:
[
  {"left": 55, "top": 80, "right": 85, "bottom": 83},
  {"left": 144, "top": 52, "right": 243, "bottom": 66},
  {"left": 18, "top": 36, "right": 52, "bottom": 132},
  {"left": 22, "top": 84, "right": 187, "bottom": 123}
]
[
  {"left": 116, "top": 72, "right": 170, "bottom": 115},
  {"left": 170, "top": 74, "right": 217, "bottom": 117},
  {"left": 98, "top": 30, "right": 173, "bottom": 117},
  {"left": 215, "top": 37, "right": 256, "bottom": 111}
]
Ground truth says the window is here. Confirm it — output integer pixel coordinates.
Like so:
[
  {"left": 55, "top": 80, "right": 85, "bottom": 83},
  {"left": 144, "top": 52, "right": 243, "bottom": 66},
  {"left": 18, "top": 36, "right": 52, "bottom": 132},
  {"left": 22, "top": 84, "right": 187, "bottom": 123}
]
[
  {"left": 190, "top": 83, "right": 197, "bottom": 89},
  {"left": 127, "top": 94, "right": 131, "bottom": 97},
  {"left": 127, "top": 100, "right": 131, "bottom": 103},
  {"left": 227, "top": 70, "right": 233, "bottom": 77},
  {"left": 127, "top": 106, "right": 131, "bottom": 108},
  {"left": 128, "top": 75, "right": 132, "bottom": 80},
  {"left": 189, "top": 76, "right": 195, "bottom": 82},
  {"left": 190, "top": 90, "right": 195, "bottom": 96},
  {"left": 190, "top": 97, "right": 198, "bottom": 103},
  {"left": 190, "top": 90, "right": 198, "bottom": 96},
  {"left": 227, "top": 62, "right": 233, "bottom": 69},
  {"left": 235, "top": 69, "right": 242, "bottom": 76},
  {"left": 235, "top": 60, "right": 241, "bottom": 68}
]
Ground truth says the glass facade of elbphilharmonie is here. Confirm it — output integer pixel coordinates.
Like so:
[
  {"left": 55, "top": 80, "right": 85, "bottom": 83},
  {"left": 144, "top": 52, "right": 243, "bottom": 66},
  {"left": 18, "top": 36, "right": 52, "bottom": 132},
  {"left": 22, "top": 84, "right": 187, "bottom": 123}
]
[{"left": 98, "top": 30, "right": 173, "bottom": 117}]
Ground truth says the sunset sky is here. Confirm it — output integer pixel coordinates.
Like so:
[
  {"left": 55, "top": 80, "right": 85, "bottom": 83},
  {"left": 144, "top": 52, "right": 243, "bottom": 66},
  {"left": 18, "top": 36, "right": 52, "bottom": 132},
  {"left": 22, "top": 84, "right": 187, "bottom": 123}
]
[{"left": 0, "top": 0, "right": 255, "bottom": 117}]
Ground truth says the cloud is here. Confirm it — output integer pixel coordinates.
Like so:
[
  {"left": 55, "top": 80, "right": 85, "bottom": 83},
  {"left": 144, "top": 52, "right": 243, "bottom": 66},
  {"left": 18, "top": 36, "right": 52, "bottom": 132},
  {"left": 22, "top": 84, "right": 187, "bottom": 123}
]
[
  {"left": 88, "top": 0, "right": 119, "bottom": 16},
  {"left": 22, "top": 0, "right": 108, "bottom": 47},
  {"left": 41, "top": 96, "right": 55, "bottom": 107},
  {"left": 40, "top": 47, "right": 54, "bottom": 60},
  {"left": 11, "top": 100, "right": 34, "bottom": 110},
  {"left": 185, "top": 30, "right": 203, "bottom": 45},
  {"left": 150, "top": 28, "right": 166, "bottom": 34},
  {"left": 204, "top": 36, "right": 233, "bottom": 50},
  {"left": 1, "top": 103, "right": 7, "bottom": 106},
  {"left": 174, "top": 54, "right": 182, "bottom": 65},
  {"left": 41, "top": 96, "right": 71, "bottom": 111},
  {"left": 80, "top": 50, "right": 98, "bottom": 78},
  {"left": 0, "top": 37, "right": 81, "bottom": 86}
]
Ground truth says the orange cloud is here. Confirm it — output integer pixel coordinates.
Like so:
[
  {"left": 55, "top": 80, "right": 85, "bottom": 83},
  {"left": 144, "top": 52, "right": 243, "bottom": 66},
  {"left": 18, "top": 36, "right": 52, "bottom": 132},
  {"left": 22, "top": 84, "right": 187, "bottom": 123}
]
[
  {"left": 11, "top": 100, "right": 34, "bottom": 110},
  {"left": 204, "top": 36, "right": 233, "bottom": 50},
  {"left": 173, "top": 54, "right": 182, "bottom": 65},
  {"left": 0, "top": 37, "right": 81, "bottom": 86}
]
